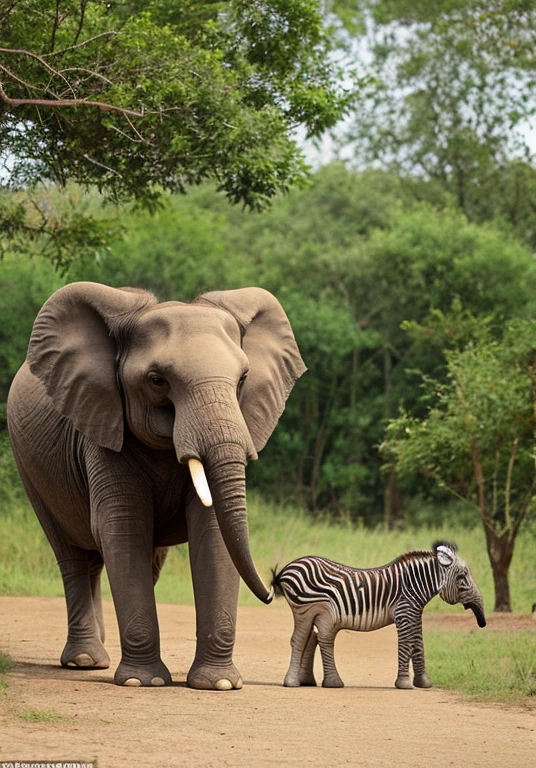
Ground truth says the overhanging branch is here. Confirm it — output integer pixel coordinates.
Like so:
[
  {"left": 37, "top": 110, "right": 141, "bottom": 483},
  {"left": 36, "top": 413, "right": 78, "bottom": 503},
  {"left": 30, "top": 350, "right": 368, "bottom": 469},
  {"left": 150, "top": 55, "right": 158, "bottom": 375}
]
[{"left": 0, "top": 81, "right": 146, "bottom": 118}]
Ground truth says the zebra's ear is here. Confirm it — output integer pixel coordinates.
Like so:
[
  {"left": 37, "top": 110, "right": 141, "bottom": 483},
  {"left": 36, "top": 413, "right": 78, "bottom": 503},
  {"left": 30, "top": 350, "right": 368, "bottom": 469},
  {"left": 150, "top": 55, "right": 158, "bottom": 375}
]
[{"left": 433, "top": 541, "right": 456, "bottom": 567}]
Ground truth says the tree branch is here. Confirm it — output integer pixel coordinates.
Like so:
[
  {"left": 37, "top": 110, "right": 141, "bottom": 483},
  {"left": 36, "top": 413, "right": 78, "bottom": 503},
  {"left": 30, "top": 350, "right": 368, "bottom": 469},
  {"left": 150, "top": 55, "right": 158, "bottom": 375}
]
[
  {"left": 0, "top": 80, "right": 146, "bottom": 118},
  {"left": 73, "top": 0, "right": 89, "bottom": 47},
  {"left": 41, "top": 31, "right": 118, "bottom": 58}
]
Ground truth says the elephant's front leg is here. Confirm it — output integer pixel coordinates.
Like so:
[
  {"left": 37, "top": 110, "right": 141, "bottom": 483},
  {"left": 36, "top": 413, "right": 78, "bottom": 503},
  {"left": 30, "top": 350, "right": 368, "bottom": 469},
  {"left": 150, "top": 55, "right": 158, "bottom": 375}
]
[
  {"left": 92, "top": 487, "right": 172, "bottom": 687},
  {"left": 186, "top": 494, "right": 242, "bottom": 690}
]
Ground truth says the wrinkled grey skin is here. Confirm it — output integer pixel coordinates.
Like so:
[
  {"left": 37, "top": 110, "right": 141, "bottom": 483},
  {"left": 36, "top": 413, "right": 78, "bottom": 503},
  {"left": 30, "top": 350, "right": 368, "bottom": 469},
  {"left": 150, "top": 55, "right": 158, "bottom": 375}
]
[{"left": 7, "top": 282, "right": 305, "bottom": 689}]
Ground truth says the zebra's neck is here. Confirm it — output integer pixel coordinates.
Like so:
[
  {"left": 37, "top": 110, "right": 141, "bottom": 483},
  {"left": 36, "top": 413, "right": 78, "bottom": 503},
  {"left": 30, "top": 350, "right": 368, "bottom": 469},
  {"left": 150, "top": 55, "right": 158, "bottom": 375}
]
[{"left": 398, "top": 554, "right": 441, "bottom": 608}]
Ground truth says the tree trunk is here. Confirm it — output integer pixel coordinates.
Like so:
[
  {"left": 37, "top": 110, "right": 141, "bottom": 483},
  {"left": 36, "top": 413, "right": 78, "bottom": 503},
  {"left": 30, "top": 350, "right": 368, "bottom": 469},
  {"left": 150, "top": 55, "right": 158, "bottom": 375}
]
[
  {"left": 483, "top": 526, "right": 514, "bottom": 612},
  {"left": 383, "top": 467, "right": 397, "bottom": 531}
]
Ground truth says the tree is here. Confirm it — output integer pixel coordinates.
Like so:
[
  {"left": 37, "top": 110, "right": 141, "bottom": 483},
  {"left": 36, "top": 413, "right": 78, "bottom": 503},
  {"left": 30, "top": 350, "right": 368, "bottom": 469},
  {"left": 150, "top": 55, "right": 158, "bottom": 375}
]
[
  {"left": 337, "top": 0, "right": 536, "bottom": 245},
  {"left": 0, "top": 1, "right": 354, "bottom": 266},
  {"left": 382, "top": 319, "right": 536, "bottom": 612},
  {"left": 65, "top": 164, "right": 536, "bottom": 520}
]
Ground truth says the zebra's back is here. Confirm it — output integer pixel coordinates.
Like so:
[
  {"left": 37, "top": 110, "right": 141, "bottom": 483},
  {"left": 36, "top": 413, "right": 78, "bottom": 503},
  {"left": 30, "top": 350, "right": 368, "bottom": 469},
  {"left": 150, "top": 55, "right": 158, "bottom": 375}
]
[{"left": 274, "top": 555, "right": 401, "bottom": 631}]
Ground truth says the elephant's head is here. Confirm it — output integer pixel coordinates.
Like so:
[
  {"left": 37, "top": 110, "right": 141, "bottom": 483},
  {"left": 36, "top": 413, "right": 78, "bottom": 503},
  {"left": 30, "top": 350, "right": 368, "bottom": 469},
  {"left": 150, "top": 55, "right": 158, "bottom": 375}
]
[
  {"left": 433, "top": 542, "right": 486, "bottom": 627},
  {"left": 27, "top": 281, "right": 306, "bottom": 604}
]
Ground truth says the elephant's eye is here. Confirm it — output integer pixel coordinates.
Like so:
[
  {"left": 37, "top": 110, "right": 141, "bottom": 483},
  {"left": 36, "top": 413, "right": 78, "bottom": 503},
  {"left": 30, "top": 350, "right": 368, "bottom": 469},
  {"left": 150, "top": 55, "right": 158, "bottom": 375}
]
[
  {"left": 237, "top": 370, "right": 248, "bottom": 396},
  {"left": 149, "top": 374, "right": 167, "bottom": 388}
]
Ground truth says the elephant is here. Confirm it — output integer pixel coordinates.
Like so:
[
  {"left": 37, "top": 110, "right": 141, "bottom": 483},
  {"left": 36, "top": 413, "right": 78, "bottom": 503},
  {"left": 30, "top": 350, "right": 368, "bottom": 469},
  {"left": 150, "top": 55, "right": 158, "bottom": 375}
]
[{"left": 7, "top": 282, "right": 306, "bottom": 689}]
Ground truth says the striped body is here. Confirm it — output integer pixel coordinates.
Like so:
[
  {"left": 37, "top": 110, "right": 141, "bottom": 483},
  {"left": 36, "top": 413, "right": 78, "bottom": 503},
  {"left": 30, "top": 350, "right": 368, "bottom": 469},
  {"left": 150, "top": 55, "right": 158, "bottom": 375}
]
[
  {"left": 276, "top": 553, "right": 442, "bottom": 633},
  {"left": 273, "top": 542, "right": 485, "bottom": 689}
]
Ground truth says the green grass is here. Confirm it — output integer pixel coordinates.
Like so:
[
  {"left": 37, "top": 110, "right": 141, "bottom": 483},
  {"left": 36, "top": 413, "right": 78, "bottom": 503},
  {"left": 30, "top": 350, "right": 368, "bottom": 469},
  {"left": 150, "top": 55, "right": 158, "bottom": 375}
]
[
  {"left": 426, "top": 630, "right": 536, "bottom": 705},
  {"left": 18, "top": 709, "right": 72, "bottom": 723},
  {"left": 1, "top": 489, "right": 535, "bottom": 705},
  {"left": 1, "top": 491, "right": 535, "bottom": 615},
  {"left": 0, "top": 651, "right": 12, "bottom": 693}
]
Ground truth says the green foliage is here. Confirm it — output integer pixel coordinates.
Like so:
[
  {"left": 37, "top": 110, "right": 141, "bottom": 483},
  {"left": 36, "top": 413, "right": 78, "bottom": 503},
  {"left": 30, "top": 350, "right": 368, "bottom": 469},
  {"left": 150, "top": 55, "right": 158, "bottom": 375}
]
[
  {"left": 340, "top": 0, "right": 536, "bottom": 248},
  {"left": 383, "top": 319, "right": 536, "bottom": 534},
  {"left": 382, "top": 318, "right": 536, "bottom": 610},
  {"left": 0, "top": 253, "right": 63, "bottom": 427},
  {"left": 4, "top": 162, "right": 536, "bottom": 520},
  {"left": 0, "top": 1, "right": 355, "bottom": 265}
]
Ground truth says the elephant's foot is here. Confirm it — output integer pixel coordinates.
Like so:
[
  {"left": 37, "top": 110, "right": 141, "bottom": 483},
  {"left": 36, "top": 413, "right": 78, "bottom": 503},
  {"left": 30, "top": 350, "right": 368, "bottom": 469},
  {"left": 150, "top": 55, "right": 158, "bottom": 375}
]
[
  {"left": 61, "top": 640, "right": 110, "bottom": 670},
  {"left": 114, "top": 659, "right": 172, "bottom": 687},
  {"left": 284, "top": 671, "right": 317, "bottom": 687},
  {"left": 394, "top": 675, "right": 413, "bottom": 689},
  {"left": 283, "top": 671, "right": 301, "bottom": 687},
  {"left": 413, "top": 673, "right": 433, "bottom": 688},
  {"left": 187, "top": 661, "right": 243, "bottom": 691},
  {"left": 322, "top": 675, "right": 344, "bottom": 688}
]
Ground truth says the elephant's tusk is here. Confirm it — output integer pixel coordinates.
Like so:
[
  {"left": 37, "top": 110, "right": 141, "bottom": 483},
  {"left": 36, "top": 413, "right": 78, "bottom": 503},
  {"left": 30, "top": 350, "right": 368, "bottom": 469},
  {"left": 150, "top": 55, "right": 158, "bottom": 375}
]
[{"left": 188, "top": 458, "right": 213, "bottom": 507}]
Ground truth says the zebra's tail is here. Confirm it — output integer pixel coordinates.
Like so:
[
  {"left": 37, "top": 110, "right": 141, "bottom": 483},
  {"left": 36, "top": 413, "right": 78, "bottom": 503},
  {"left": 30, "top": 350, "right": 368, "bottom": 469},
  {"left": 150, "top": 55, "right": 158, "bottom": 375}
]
[{"left": 270, "top": 565, "right": 285, "bottom": 597}]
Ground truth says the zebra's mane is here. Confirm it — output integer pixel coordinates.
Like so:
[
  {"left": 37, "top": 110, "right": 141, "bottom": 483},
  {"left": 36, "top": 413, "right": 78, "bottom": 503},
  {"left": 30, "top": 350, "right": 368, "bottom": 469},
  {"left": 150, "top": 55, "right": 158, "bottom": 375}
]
[
  {"left": 306, "top": 549, "right": 437, "bottom": 574},
  {"left": 387, "top": 549, "right": 436, "bottom": 569}
]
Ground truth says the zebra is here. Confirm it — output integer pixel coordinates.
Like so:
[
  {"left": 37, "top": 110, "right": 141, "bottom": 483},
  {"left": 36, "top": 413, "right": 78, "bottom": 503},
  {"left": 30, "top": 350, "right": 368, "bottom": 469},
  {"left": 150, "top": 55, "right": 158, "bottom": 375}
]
[{"left": 272, "top": 541, "right": 486, "bottom": 689}]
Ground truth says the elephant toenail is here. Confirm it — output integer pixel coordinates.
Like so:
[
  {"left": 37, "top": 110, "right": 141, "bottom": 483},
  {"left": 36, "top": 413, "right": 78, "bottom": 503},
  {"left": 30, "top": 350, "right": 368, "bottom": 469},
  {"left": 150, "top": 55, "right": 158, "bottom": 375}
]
[
  {"left": 123, "top": 678, "right": 142, "bottom": 686},
  {"left": 214, "top": 679, "right": 233, "bottom": 690},
  {"left": 151, "top": 676, "right": 166, "bottom": 686}
]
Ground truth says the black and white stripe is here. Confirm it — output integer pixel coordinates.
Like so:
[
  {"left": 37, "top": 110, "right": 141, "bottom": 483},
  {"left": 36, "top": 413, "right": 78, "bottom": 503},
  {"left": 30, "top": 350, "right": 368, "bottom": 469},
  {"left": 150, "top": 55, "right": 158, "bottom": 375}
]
[
  {"left": 273, "top": 551, "right": 442, "bottom": 631},
  {"left": 272, "top": 541, "right": 486, "bottom": 689}
]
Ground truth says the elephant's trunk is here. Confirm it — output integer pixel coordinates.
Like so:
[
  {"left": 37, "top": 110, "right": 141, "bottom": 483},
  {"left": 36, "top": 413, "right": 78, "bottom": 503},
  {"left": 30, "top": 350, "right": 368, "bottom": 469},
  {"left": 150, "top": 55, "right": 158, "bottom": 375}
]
[
  {"left": 173, "top": 384, "right": 271, "bottom": 603},
  {"left": 202, "top": 444, "right": 273, "bottom": 604}
]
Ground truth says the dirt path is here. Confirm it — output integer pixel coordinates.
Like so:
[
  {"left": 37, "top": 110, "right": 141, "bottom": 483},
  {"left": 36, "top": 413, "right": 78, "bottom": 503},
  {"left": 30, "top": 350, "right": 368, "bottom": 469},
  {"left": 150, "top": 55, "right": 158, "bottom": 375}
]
[{"left": 0, "top": 597, "right": 534, "bottom": 768}]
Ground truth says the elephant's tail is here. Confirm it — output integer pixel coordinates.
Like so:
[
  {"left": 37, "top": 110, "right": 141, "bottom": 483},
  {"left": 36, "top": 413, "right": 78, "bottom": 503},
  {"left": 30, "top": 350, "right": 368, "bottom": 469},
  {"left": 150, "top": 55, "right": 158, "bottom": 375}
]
[{"left": 270, "top": 565, "right": 285, "bottom": 597}]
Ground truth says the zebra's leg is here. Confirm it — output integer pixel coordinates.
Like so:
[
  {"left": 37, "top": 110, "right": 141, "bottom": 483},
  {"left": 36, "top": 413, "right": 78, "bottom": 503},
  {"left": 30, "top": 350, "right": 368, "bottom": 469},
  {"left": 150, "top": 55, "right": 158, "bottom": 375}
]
[
  {"left": 315, "top": 615, "right": 344, "bottom": 688},
  {"left": 394, "top": 601, "right": 420, "bottom": 689},
  {"left": 284, "top": 609, "right": 316, "bottom": 687},
  {"left": 298, "top": 625, "right": 318, "bottom": 686},
  {"left": 411, "top": 619, "right": 432, "bottom": 688}
]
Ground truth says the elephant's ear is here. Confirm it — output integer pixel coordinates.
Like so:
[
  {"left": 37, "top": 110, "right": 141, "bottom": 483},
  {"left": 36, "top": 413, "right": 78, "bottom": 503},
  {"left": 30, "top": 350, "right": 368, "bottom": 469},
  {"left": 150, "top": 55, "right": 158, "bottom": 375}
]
[
  {"left": 27, "top": 281, "right": 157, "bottom": 451},
  {"left": 193, "top": 287, "right": 306, "bottom": 452}
]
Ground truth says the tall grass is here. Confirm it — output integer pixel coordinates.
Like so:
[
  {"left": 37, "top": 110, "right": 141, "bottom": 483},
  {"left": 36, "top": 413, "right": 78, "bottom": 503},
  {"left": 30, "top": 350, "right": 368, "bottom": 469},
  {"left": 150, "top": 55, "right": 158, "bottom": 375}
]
[{"left": 2, "top": 486, "right": 533, "bottom": 615}]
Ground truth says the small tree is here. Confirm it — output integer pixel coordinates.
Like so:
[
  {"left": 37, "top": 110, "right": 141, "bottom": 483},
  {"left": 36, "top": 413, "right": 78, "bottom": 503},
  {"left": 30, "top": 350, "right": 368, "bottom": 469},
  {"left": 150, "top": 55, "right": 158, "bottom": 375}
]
[{"left": 382, "top": 319, "right": 536, "bottom": 612}]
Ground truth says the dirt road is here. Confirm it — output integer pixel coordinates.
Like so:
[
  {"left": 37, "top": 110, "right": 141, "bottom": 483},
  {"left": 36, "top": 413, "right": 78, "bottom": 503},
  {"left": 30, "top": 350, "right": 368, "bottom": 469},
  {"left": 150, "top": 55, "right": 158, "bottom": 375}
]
[{"left": 0, "top": 597, "right": 534, "bottom": 768}]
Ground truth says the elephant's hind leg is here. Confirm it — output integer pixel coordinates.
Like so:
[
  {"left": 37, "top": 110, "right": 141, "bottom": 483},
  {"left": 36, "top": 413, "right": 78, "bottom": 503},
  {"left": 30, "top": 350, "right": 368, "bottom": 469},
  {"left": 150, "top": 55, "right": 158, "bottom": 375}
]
[
  {"left": 17, "top": 469, "right": 109, "bottom": 670},
  {"left": 59, "top": 552, "right": 110, "bottom": 670}
]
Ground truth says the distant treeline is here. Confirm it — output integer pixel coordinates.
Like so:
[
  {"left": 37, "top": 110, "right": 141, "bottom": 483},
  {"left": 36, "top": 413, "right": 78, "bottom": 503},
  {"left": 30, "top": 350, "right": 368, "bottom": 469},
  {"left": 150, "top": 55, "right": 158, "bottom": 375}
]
[{"left": 3, "top": 163, "right": 536, "bottom": 524}]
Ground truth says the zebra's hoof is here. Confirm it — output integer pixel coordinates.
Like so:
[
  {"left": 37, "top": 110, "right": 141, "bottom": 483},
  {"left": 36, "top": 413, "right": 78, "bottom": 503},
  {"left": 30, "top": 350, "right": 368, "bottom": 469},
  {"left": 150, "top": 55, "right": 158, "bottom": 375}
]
[
  {"left": 413, "top": 674, "right": 432, "bottom": 688},
  {"left": 394, "top": 676, "right": 413, "bottom": 689}
]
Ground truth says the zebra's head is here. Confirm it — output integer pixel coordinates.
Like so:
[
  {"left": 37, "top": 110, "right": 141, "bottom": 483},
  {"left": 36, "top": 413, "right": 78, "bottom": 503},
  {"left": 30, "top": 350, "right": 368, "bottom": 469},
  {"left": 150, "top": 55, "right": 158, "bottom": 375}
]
[{"left": 433, "top": 542, "right": 486, "bottom": 628}]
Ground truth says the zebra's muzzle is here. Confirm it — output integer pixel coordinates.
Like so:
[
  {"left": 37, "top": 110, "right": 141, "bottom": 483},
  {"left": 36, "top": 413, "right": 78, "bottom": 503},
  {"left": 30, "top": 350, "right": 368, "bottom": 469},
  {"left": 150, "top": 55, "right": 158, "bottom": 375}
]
[{"left": 464, "top": 602, "right": 486, "bottom": 627}]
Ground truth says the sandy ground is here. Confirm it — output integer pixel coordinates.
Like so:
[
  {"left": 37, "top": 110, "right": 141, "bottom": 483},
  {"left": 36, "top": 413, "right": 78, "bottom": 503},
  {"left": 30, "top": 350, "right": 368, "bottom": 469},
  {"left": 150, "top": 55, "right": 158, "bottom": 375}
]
[{"left": 0, "top": 596, "right": 534, "bottom": 768}]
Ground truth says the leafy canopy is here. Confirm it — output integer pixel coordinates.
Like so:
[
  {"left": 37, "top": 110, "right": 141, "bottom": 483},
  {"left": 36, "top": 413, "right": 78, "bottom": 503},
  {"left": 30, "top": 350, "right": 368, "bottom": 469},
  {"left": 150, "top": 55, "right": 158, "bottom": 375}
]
[
  {"left": 0, "top": 1, "right": 353, "bottom": 210},
  {"left": 337, "top": 0, "right": 536, "bottom": 244}
]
